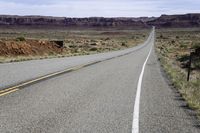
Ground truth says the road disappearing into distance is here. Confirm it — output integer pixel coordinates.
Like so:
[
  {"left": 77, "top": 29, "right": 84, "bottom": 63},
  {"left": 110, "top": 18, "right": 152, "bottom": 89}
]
[{"left": 0, "top": 28, "right": 199, "bottom": 133}]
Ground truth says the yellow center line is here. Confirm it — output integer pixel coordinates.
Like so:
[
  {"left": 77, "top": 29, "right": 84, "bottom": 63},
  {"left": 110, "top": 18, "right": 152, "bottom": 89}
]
[
  {"left": 0, "top": 87, "right": 16, "bottom": 93},
  {"left": 0, "top": 88, "right": 19, "bottom": 97},
  {"left": 0, "top": 61, "right": 99, "bottom": 97},
  {"left": 72, "top": 65, "right": 85, "bottom": 71}
]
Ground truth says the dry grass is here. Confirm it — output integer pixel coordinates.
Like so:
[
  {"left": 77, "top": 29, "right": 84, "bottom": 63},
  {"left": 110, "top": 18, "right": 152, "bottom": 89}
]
[{"left": 156, "top": 28, "right": 200, "bottom": 117}]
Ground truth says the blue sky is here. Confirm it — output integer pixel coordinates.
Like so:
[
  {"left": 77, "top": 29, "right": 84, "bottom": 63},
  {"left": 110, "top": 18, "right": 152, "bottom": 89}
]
[{"left": 0, "top": 0, "right": 200, "bottom": 17}]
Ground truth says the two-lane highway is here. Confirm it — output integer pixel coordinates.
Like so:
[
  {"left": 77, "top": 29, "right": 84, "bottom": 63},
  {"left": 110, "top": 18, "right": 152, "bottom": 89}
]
[{"left": 0, "top": 29, "right": 199, "bottom": 133}]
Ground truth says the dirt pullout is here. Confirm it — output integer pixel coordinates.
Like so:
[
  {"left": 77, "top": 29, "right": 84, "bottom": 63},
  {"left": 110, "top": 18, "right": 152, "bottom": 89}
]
[{"left": 0, "top": 39, "right": 64, "bottom": 56}]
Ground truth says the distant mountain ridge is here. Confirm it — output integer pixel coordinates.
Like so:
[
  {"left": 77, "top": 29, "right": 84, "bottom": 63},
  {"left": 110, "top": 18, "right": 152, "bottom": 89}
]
[
  {"left": 0, "top": 13, "right": 199, "bottom": 28},
  {"left": 147, "top": 13, "right": 200, "bottom": 28}
]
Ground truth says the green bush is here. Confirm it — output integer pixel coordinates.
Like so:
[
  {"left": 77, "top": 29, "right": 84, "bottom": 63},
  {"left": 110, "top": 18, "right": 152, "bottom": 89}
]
[
  {"left": 171, "top": 40, "right": 175, "bottom": 44},
  {"left": 89, "top": 47, "right": 98, "bottom": 51},
  {"left": 16, "top": 37, "right": 26, "bottom": 41},
  {"left": 192, "top": 42, "right": 200, "bottom": 49},
  {"left": 121, "top": 42, "right": 126, "bottom": 46}
]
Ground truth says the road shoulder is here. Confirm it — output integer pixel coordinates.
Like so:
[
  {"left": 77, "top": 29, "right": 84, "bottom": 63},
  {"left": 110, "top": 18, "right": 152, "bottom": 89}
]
[{"left": 140, "top": 48, "right": 200, "bottom": 133}]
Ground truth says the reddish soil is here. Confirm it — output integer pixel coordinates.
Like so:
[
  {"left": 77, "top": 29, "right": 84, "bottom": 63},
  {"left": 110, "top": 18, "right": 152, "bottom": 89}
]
[{"left": 0, "top": 39, "right": 64, "bottom": 56}]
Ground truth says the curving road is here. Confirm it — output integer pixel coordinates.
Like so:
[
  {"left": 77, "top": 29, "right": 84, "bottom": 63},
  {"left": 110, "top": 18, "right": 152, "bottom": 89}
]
[{"left": 0, "top": 29, "right": 199, "bottom": 133}]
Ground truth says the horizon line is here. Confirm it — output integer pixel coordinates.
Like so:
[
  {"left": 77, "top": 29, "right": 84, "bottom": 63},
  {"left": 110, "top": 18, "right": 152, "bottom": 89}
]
[{"left": 0, "top": 13, "right": 200, "bottom": 18}]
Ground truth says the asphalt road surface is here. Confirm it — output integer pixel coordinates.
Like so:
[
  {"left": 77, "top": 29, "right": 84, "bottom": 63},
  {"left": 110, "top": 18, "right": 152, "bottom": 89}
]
[
  {"left": 0, "top": 29, "right": 199, "bottom": 133},
  {"left": 0, "top": 32, "right": 151, "bottom": 90}
]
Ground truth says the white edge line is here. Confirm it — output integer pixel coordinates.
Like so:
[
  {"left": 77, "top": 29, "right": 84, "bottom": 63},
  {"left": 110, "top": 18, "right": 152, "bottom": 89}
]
[{"left": 132, "top": 31, "right": 154, "bottom": 133}]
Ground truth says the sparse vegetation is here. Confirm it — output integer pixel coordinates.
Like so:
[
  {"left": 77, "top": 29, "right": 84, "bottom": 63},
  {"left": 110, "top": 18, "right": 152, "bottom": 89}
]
[
  {"left": 0, "top": 28, "right": 149, "bottom": 63},
  {"left": 156, "top": 28, "right": 200, "bottom": 117}
]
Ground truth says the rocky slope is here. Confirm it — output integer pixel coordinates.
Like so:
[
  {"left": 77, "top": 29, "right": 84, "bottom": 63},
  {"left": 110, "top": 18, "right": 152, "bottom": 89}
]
[
  {"left": 147, "top": 13, "right": 200, "bottom": 28},
  {"left": 0, "top": 13, "right": 199, "bottom": 28}
]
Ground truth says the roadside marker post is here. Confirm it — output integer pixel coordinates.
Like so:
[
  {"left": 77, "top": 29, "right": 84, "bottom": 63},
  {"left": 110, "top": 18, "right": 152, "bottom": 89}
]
[
  {"left": 187, "top": 51, "right": 192, "bottom": 81},
  {"left": 187, "top": 49, "right": 195, "bottom": 81}
]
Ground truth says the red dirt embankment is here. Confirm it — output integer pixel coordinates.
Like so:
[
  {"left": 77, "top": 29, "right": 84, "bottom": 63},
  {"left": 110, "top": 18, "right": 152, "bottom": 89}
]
[{"left": 0, "top": 39, "right": 63, "bottom": 56}]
